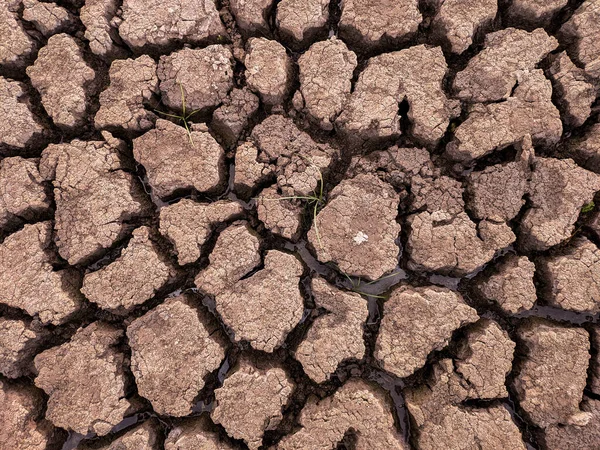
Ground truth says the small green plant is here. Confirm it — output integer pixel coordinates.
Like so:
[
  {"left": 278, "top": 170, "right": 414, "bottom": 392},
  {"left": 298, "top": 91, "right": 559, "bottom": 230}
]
[
  {"left": 155, "top": 83, "right": 200, "bottom": 146},
  {"left": 581, "top": 200, "right": 595, "bottom": 214}
]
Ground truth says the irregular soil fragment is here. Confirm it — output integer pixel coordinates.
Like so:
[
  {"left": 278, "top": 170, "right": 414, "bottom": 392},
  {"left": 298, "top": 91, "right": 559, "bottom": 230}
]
[
  {"left": 507, "top": 0, "right": 568, "bottom": 28},
  {"left": 374, "top": 285, "right": 479, "bottom": 378},
  {"left": 157, "top": 46, "right": 234, "bottom": 114},
  {"left": 245, "top": 38, "right": 293, "bottom": 106},
  {"left": 276, "top": 0, "right": 329, "bottom": 48},
  {"left": 559, "top": 0, "right": 600, "bottom": 79},
  {"left": 0, "top": 318, "right": 46, "bottom": 379},
  {"left": 40, "top": 132, "right": 150, "bottom": 265},
  {"left": 407, "top": 211, "right": 516, "bottom": 275},
  {"left": 308, "top": 173, "right": 401, "bottom": 280},
  {"left": 81, "top": 0, "right": 126, "bottom": 59},
  {"left": 212, "top": 250, "right": 303, "bottom": 352},
  {"left": 34, "top": 322, "right": 132, "bottom": 436},
  {"left": 295, "top": 277, "right": 367, "bottom": 383},
  {"left": 195, "top": 221, "right": 261, "bottom": 296},
  {"left": 519, "top": 157, "right": 600, "bottom": 251},
  {"left": 256, "top": 185, "right": 303, "bottom": 240},
  {"left": 0, "top": 380, "right": 56, "bottom": 450},
  {"left": 545, "top": 397, "right": 600, "bottom": 450},
  {"left": 212, "top": 358, "right": 294, "bottom": 450},
  {"left": 0, "top": 156, "right": 50, "bottom": 230},
  {"left": 455, "top": 319, "right": 515, "bottom": 399},
  {"left": 27, "top": 34, "right": 98, "bottom": 130},
  {"left": 448, "top": 70, "right": 562, "bottom": 162},
  {"left": 566, "top": 122, "right": 600, "bottom": 172},
  {"left": 118, "top": 0, "right": 226, "bottom": 52},
  {"left": 95, "top": 55, "right": 159, "bottom": 133},
  {"left": 297, "top": 37, "right": 357, "bottom": 130},
  {"left": 159, "top": 199, "right": 244, "bottom": 265},
  {"left": 127, "top": 295, "right": 227, "bottom": 417},
  {"left": 548, "top": 51, "right": 597, "bottom": 128},
  {"left": 0, "top": 221, "right": 82, "bottom": 325},
  {"left": 165, "top": 415, "right": 235, "bottom": 450},
  {"left": 81, "top": 226, "right": 173, "bottom": 312},
  {"left": 0, "top": 3, "right": 37, "bottom": 74},
  {"left": 230, "top": 0, "right": 273, "bottom": 35},
  {"left": 233, "top": 141, "right": 273, "bottom": 197},
  {"left": 277, "top": 378, "right": 407, "bottom": 449},
  {"left": 473, "top": 254, "right": 537, "bottom": 314},
  {"left": 22, "top": 0, "right": 75, "bottom": 37},
  {"left": 453, "top": 28, "right": 558, "bottom": 102},
  {"left": 78, "top": 420, "right": 161, "bottom": 450},
  {"left": 410, "top": 174, "right": 465, "bottom": 216},
  {"left": 429, "top": 0, "right": 497, "bottom": 54},
  {"left": 133, "top": 119, "right": 226, "bottom": 199},
  {"left": 513, "top": 319, "right": 590, "bottom": 428},
  {"left": 336, "top": 45, "right": 460, "bottom": 146},
  {"left": 0, "top": 76, "right": 46, "bottom": 151},
  {"left": 211, "top": 87, "right": 259, "bottom": 148},
  {"left": 339, "top": 0, "right": 421, "bottom": 51},
  {"left": 537, "top": 237, "right": 600, "bottom": 313}
]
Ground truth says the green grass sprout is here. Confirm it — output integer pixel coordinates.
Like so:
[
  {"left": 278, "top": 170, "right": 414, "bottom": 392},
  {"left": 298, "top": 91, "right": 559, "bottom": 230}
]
[{"left": 155, "top": 83, "right": 201, "bottom": 146}]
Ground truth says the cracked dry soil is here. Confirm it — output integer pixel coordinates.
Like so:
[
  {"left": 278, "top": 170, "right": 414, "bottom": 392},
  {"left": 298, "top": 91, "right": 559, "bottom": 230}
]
[{"left": 1, "top": 0, "right": 600, "bottom": 449}]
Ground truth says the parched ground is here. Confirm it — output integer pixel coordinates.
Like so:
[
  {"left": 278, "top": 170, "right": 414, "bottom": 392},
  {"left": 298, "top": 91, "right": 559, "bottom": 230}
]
[{"left": 2, "top": 0, "right": 600, "bottom": 449}]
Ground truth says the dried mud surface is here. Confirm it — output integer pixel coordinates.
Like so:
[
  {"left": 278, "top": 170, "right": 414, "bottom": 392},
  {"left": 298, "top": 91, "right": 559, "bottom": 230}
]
[{"left": 2, "top": 0, "right": 600, "bottom": 449}]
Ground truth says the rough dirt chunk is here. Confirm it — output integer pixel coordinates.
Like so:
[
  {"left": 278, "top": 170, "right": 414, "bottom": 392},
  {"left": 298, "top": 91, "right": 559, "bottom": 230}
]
[
  {"left": 339, "top": 0, "right": 421, "bottom": 50},
  {"left": 230, "top": 0, "right": 273, "bottom": 35},
  {"left": 336, "top": 45, "right": 460, "bottom": 146},
  {"left": 82, "top": 226, "right": 173, "bottom": 312},
  {"left": 195, "top": 221, "right": 261, "bottom": 296},
  {"left": 559, "top": 0, "right": 600, "bottom": 79},
  {"left": 95, "top": 55, "right": 158, "bottom": 133},
  {"left": 159, "top": 199, "right": 244, "bottom": 265},
  {"left": 212, "top": 359, "right": 294, "bottom": 450},
  {"left": 213, "top": 250, "right": 303, "bottom": 352},
  {"left": 0, "top": 157, "right": 50, "bottom": 230},
  {"left": 278, "top": 379, "right": 406, "bottom": 449},
  {"left": 295, "top": 277, "right": 367, "bottom": 383},
  {"left": 545, "top": 397, "right": 600, "bottom": 450},
  {"left": 410, "top": 174, "right": 465, "bottom": 216},
  {"left": 157, "top": 46, "right": 234, "bottom": 113},
  {"left": 0, "top": 222, "right": 82, "bottom": 324},
  {"left": 513, "top": 319, "right": 590, "bottom": 428},
  {"left": 233, "top": 142, "right": 273, "bottom": 197},
  {"left": 165, "top": 416, "right": 235, "bottom": 450},
  {"left": 0, "top": 381, "right": 56, "bottom": 450},
  {"left": 78, "top": 421, "right": 160, "bottom": 450},
  {"left": 40, "top": 132, "right": 150, "bottom": 265},
  {"left": 455, "top": 319, "right": 515, "bottom": 399},
  {"left": 566, "top": 123, "right": 600, "bottom": 172},
  {"left": 0, "top": 77, "right": 46, "bottom": 151},
  {"left": 430, "top": 0, "right": 497, "bottom": 54},
  {"left": 538, "top": 237, "right": 600, "bottom": 313},
  {"left": 256, "top": 186, "right": 303, "bottom": 240},
  {"left": 507, "top": 0, "right": 568, "bottom": 28},
  {"left": 0, "top": 4, "right": 36, "bottom": 74},
  {"left": 453, "top": 28, "right": 558, "bottom": 102},
  {"left": 27, "top": 34, "right": 97, "bottom": 130},
  {"left": 34, "top": 322, "right": 131, "bottom": 436},
  {"left": 473, "top": 254, "right": 537, "bottom": 314},
  {"left": 22, "top": 0, "right": 75, "bottom": 37},
  {"left": 128, "top": 295, "right": 227, "bottom": 417},
  {"left": 211, "top": 88, "right": 259, "bottom": 148},
  {"left": 374, "top": 286, "right": 479, "bottom": 378},
  {"left": 118, "top": 0, "right": 226, "bottom": 52},
  {"left": 276, "top": 0, "right": 329, "bottom": 48},
  {"left": 308, "top": 174, "right": 401, "bottom": 280},
  {"left": 466, "top": 154, "right": 530, "bottom": 222},
  {"left": 81, "top": 0, "right": 126, "bottom": 59},
  {"left": 245, "top": 38, "right": 293, "bottom": 106},
  {"left": 448, "top": 70, "right": 562, "bottom": 162},
  {"left": 519, "top": 157, "right": 600, "bottom": 251},
  {"left": 407, "top": 211, "right": 516, "bottom": 275},
  {"left": 250, "top": 114, "right": 335, "bottom": 196},
  {"left": 0, "top": 318, "right": 46, "bottom": 379},
  {"left": 405, "top": 359, "right": 527, "bottom": 450},
  {"left": 548, "top": 51, "right": 597, "bottom": 128},
  {"left": 133, "top": 119, "right": 225, "bottom": 199},
  {"left": 297, "top": 37, "right": 357, "bottom": 130}
]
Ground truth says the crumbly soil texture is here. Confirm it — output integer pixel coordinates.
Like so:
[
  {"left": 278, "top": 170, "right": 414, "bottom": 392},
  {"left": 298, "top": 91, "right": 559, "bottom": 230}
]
[{"left": 3, "top": 0, "right": 600, "bottom": 449}]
